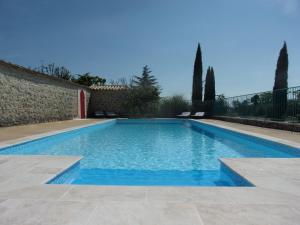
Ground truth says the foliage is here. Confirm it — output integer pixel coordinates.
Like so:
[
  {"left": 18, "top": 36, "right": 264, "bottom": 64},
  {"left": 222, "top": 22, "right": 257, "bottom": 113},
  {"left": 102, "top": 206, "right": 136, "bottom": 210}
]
[
  {"left": 232, "top": 100, "right": 252, "bottom": 116},
  {"left": 286, "top": 99, "right": 300, "bottom": 122},
  {"left": 250, "top": 94, "right": 259, "bottom": 106},
  {"left": 124, "top": 86, "right": 160, "bottom": 115},
  {"left": 35, "top": 63, "right": 106, "bottom": 87},
  {"left": 123, "top": 66, "right": 160, "bottom": 116},
  {"left": 133, "top": 66, "right": 157, "bottom": 87},
  {"left": 73, "top": 73, "right": 106, "bottom": 86},
  {"left": 204, "top": 67, "right": 216, "bottom": 115},
  {"left": 259, "top": 92, "right": 272, "bottom": 104},
  {"left": 212, "top": 85, "right": 300, "bottom": 122},
  {"left": 158, "top": 95, "right": 191, "bottom": 117},
  {"left": 109, "top": 77, "right": 128, "bottom": 86},
  {"left": 192, "top": 43, "right": 203, "bottom": 110},
  {"left": 213, "top": 95, "right": 228, "bottom": 115},
  {"left": 36, "top": 63, "right": 73, "bottom": 80},
  {"left": 204, "top": 67, "right": 215, "bottom": 101},
  {"left": 273, "top": 42, "right": 288, "bottom": 120}
]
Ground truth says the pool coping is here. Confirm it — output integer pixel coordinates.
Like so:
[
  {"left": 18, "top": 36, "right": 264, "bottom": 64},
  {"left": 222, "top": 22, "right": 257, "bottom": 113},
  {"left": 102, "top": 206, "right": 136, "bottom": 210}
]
[
  {"left": 191, "top": 119, "right": 300, "bottom": 149},
  {"left": 1, "top": 119, "right": 300, "bottom": 224},
  {"left": 1, "top": 118, "right": 300, "bottom": 150},
  {"left": 0, "top": 119, "right": 116, "bottom": 149},
  {"left": 1, "top": 117, "right": 300, "bottom": 186},
  {"left": 1, "top": 117, "right": 299, "bottom": 187}
]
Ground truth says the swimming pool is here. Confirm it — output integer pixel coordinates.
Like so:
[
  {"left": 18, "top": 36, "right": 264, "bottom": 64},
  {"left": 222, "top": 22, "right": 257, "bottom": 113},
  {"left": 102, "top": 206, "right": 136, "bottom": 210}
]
[{"left": 1, "top": 119, "right": 299, "bottom": 186}]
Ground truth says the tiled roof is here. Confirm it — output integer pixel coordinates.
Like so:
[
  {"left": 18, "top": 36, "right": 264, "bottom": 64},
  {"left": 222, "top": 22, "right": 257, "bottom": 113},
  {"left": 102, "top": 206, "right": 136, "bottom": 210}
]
[{"left": 90, "top": 84, "right": 128, "bottom": 90}]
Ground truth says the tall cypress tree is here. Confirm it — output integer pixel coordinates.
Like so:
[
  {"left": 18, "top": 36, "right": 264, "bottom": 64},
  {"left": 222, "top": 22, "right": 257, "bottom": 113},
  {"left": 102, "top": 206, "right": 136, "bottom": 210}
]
[
  {"left": 204, "top": 67, "right": 216, "bottom": 115},
  {"left": 192, "top": 43, "right": 203, "bottom": 110},
  {"left": 273, "top": 42, "right": 288, "bottom": 119},
  {"left": 204, "top": 67, "right": 215, "bottom": 101}
]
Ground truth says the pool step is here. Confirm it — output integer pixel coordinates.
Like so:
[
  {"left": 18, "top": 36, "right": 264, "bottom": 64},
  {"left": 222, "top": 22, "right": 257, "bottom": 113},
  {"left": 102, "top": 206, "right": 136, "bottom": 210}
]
[{"left": 69, "top": 168, "right": 238, "bottom": 186}]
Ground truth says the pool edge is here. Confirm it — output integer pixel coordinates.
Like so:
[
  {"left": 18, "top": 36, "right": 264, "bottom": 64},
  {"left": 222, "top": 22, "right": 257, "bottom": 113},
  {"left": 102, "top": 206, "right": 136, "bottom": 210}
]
[
  {"left": 0, "top": 119, "right": 116, "bottom": 150},
  {"left": 191, "top": 119, "right": 300, "bottom": 149}
]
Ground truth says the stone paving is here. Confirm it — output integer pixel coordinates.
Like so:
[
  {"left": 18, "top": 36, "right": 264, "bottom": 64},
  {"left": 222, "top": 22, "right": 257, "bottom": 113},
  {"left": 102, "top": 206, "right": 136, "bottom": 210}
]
[
  {"left": 0, "top": 119, "right": 104, "bottom": 143},
  {"left": 0, "top": 119, "right": 300, "bottom": 225},
  {"left": 0, "top": 119, "right": 106, "bottom": 148},
  {"left": 201, "top": 119, "right": 300, "bottom": 145}
]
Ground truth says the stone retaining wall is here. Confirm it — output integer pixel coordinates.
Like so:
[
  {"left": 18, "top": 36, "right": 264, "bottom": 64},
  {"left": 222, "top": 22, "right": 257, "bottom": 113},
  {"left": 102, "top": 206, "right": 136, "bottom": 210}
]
[{"left": 0, "top": 60, "right": 90, "bottom": 126}]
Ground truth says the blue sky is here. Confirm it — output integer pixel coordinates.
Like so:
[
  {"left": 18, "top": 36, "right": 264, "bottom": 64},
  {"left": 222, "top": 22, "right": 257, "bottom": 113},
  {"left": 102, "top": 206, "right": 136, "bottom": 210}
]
[{"left": 0, "top": 0, "right": 299, "bottom": 98}]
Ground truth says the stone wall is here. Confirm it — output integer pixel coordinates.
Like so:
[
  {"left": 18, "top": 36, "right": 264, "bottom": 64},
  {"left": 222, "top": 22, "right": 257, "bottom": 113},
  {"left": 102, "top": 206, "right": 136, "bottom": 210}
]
[
  {"left": 89, "top": 89, "right": 128, "bottom": 116},
  {"left": 0, "top": 60, "right": 90, "bottom": 126}
]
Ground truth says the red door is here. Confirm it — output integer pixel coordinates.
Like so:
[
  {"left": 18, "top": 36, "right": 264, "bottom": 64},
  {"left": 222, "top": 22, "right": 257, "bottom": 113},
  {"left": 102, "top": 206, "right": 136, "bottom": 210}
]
[{"left": 80, "top": 90, "right": 86, "bottom": 118}]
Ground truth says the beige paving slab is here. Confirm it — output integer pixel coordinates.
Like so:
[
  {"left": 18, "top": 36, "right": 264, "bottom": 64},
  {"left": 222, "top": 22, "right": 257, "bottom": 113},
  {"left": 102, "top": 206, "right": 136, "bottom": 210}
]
[
  {"left": 221, "top": 158, "right": 300, "bottom": 196},
  {"left": 0, "top": 199, "right": 97, "bottom": 225},
  {"left": 87, "top": 202, "right": 204, "bottom": 225},
  {"left": 248, "top": 177, "right": 300, "bottom": 196},
  {"left": 222, "top": 158, "right": 300, "bottom": 179},
  {"left": 0, "top": 185, "right": 70, "bottom": 200},
  {"left": 0, "top": 119, "right": 104, "bottom": 142},
  {"left": 61, "top": 185, "right": 147, "bottom": 202},
  {"left": 146, "top": 186, "right": 300, "bottom": 206},
  {"left": 196, "top": 203, "right": 300, "bottom": 225},
  {"left": 0, "top": 156, "right": 81, "bottom": 194},
  {"left": 0, "top": 173, "right": 58, "bottom": 192},
  {"left": 201, "top": 119, "right": 300, "bottom": 144},
  {"left": 0, "top": 119, "right": 111, "bottom": 149},
  {"left": 0, "top": 156, "right": 80, "bottom": 176},
  {"left": 210, "top": 187, "right": 300, "bottom": 206},
  {"left": 146, "top": 187, "right": 232, "bottom": 204}
]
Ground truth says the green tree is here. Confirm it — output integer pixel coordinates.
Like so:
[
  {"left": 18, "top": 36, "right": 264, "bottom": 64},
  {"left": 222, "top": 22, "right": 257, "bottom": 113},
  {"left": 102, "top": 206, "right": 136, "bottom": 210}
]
[
  {"left": 260, "top": 92, "right": 272, "bottom": 104},
  {"left": 251, "top": 94, "right": 260, "bottom": 106},
  {"left": 204, "top": 67, "right": 216, "bottom": 115},
  {"left": 133, "top": 65, "right": 157, "bottom": 87},
  {"left": 125, "top": 66, "right": 160, "bottom": 115},
  {"left": 255, "top": 92, "right": 273, "bottom": 117},
  {"left": 204, "top": 67, "right": 215, "bottom": 101},
  {"left": 273, "top": 42, "right": 288, "bottom": 120},
  {"left": 73, "top": 73, "right": 106, "bottom": 86},
  {"left": 159, "top": 95, "right": 190, "bottom": 117},
  {"left": 214, "top": 94, "right": 228, "bottom": 115},
  {"left": 192, "top": 43, "right": 203, "bottom": 110}
]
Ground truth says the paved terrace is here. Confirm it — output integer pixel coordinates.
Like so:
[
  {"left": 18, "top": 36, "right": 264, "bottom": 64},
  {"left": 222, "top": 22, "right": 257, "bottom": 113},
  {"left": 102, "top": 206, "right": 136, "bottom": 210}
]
[
  {"left": 0, "top": 119, "right": 104, "bottom": 148},
  {"left": 0, "top": 119, "right": 300, "bottom": 225}
]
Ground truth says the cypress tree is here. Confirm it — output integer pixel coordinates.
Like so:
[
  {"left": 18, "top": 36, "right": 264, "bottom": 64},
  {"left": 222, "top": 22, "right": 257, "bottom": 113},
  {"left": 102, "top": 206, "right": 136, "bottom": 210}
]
[
  {"left": 204, "top": 67, "right": 215, "bottom": 101},
  {"left": 273, "top": 42, "right": 288, "bottom": 119},
  {"left": 192, "top": 43, "right": 203, "bottom": 110},
  {"left": 204, "top": 67, "right": 216, "bottom": 115}
]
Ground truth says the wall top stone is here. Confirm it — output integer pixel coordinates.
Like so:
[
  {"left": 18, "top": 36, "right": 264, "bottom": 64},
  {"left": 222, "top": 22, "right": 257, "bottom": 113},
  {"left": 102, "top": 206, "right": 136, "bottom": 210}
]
[
  {"left": 90, "top": 84, "right": 128, "bottom": 91},
  {"left": 0, "top": 59, "right": 90, "bottom": 91}
]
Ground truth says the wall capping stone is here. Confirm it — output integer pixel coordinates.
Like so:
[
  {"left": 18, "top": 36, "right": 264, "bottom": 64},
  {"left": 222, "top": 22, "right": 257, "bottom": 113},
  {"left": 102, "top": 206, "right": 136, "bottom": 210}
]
[{"left": 0, "top": 59, "right": 90, "bottom": 90}]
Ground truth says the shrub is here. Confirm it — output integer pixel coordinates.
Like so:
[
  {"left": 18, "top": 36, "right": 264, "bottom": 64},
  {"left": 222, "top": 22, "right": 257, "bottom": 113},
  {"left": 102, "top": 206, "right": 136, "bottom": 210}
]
[{"left": 158, "top": 95, "right": 191, "bottom": 117}]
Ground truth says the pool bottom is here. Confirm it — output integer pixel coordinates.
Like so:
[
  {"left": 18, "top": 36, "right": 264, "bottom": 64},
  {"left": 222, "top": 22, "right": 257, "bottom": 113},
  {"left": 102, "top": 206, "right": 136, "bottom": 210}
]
[{"left": 48, "top": 162, "right": 253, "bottom": 187}]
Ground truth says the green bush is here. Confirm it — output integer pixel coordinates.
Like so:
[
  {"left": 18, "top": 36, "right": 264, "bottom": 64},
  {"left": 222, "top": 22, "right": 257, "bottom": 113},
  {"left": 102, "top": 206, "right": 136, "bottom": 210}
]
[
  {"left": 122, "top": 65, "right": 161, "bottom": 117},
  {"left": 158, "top": 95, "right": 191, "bottom": 117},
  {"left": 213, "top": 95, "right": 228, "bottom": 115},
  {"left": 122, "top": 86, "right": 160, "bottom": 116}
]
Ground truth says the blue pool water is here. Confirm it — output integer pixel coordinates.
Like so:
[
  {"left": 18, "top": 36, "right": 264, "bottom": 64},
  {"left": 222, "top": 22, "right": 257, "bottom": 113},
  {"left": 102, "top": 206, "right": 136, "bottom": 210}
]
[{"left": 1, "top": 119, "right": 299, "bottom": 186}]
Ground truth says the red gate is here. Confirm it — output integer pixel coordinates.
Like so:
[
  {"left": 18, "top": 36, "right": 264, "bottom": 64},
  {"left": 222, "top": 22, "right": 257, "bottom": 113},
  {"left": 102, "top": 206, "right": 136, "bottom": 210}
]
[{"left": 80, "top": 90, "right": 86, "bottom": 118}]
